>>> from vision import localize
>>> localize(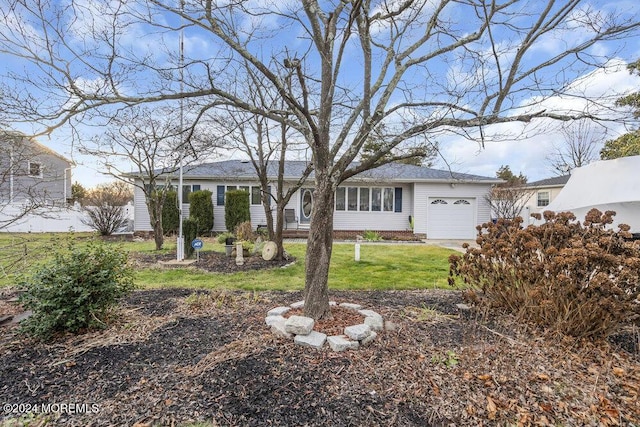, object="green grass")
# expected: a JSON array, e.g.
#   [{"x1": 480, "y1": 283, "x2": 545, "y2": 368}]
[{"x1": 0, "y1": 233, "x2": 459, "y2": 291}]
